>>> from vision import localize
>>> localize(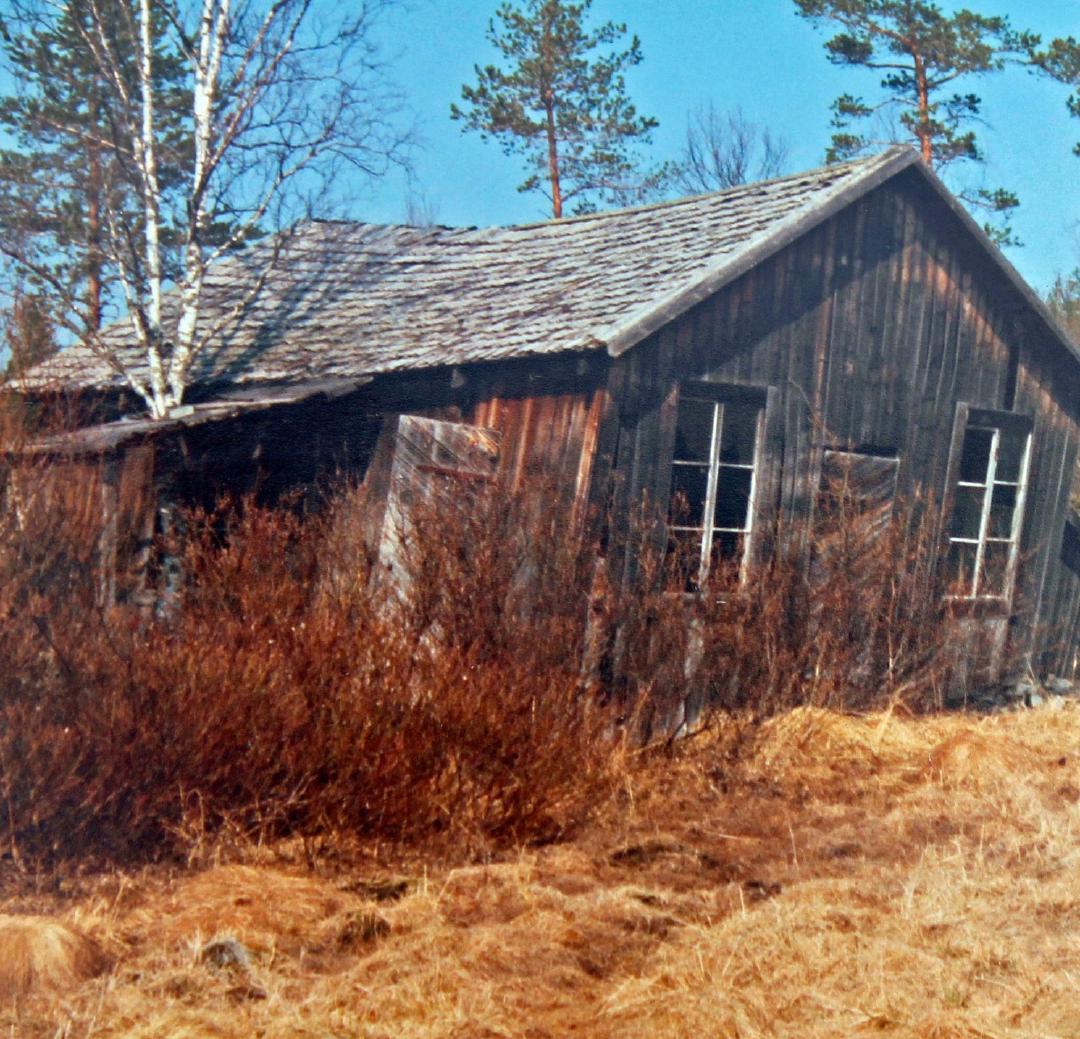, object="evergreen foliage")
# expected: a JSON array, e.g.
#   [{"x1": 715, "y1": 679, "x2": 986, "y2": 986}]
[
  {"x1": 1046, "y1": 268, "x2": 1080, "y2": 343},
  {"x1": 794, "y1": 0, "x2": 1022, "y2": 245},
  {"x1": 1, "y1": 292, "x2": 55, "y2": 380},
  {"x1": 1024, "y1": 34, "x2": 1080, "y2": 156},
  {"x1": 0, "y1": 0, "x2": 189, "y2": 336},
  {"x1": 452, "y1": 0, "x2": 666, "y2": 218},
  {"x1": 0, "y1": 0, "x2": 404, "y2": 418}
]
